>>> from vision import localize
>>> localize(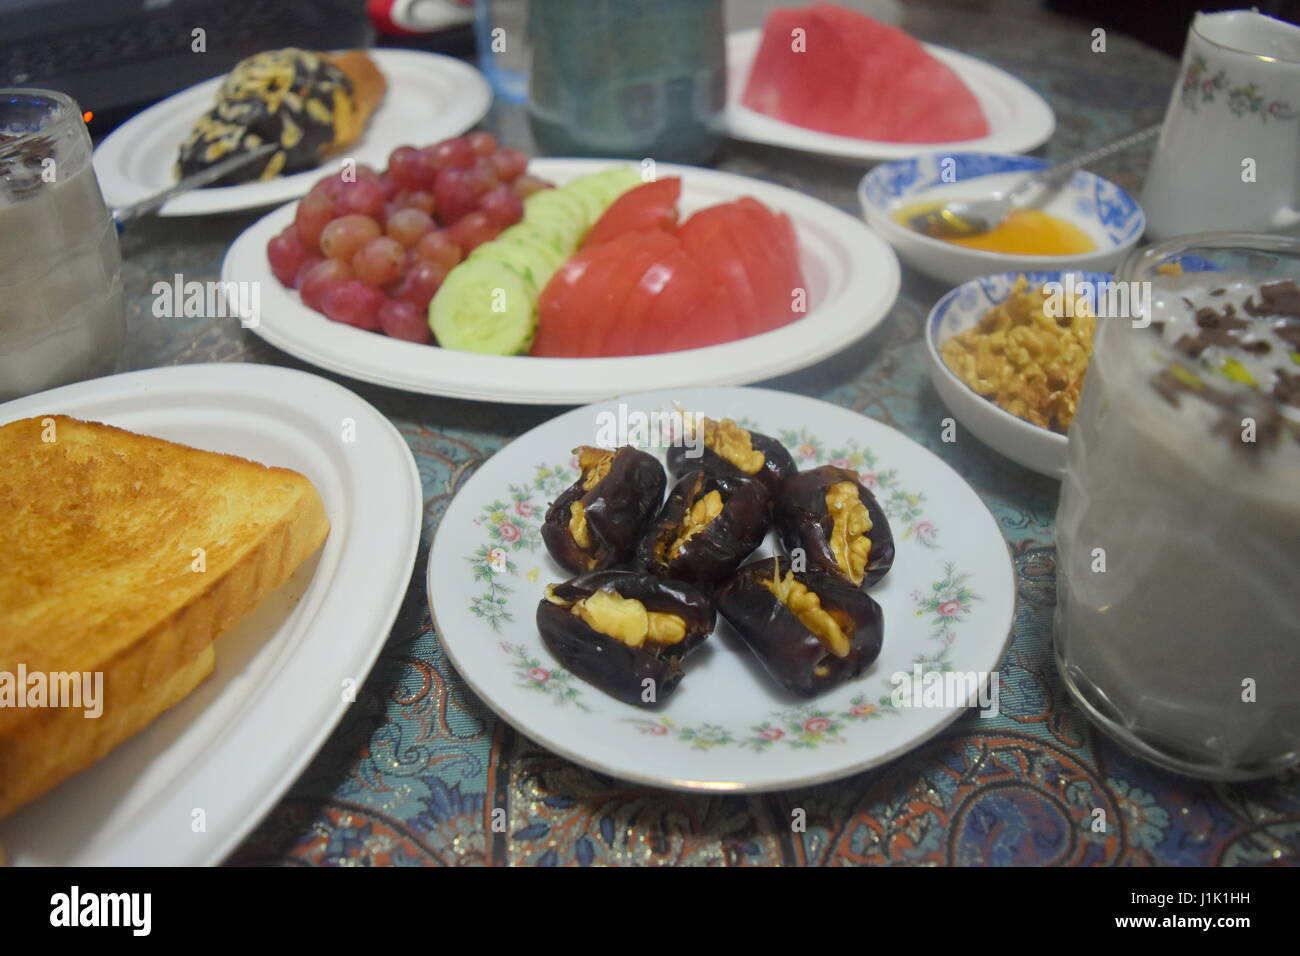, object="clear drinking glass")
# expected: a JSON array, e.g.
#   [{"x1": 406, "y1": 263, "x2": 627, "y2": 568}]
[
  {"x1": 0, "y1": 89, "x2": 124, "y2": 401},
  {"x1": 527, "y1": 0, "x2": 725, "y2": 164},
  {"x1": 1054, "y1": 233, "x2": 1300, "y2": 780}
]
